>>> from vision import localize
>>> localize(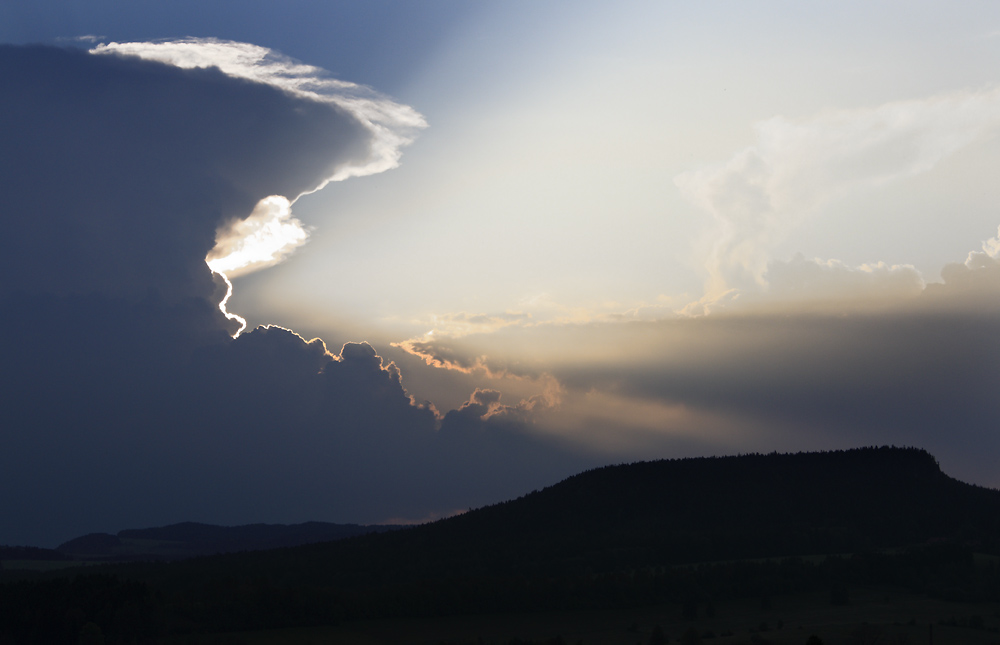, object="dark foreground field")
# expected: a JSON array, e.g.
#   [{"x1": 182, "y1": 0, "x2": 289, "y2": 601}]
[{"x1": 160, "y1": 586, "x2": 1000, "y2": 645}]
